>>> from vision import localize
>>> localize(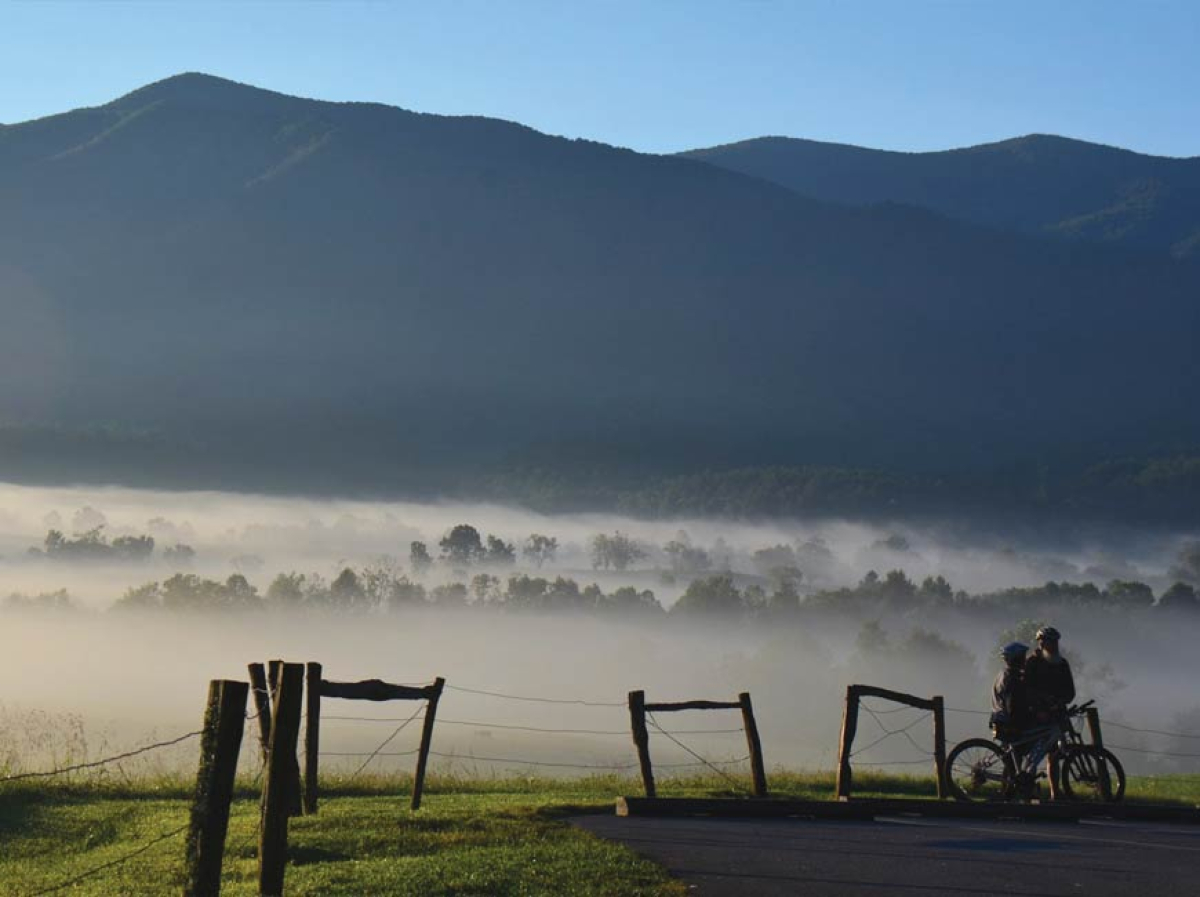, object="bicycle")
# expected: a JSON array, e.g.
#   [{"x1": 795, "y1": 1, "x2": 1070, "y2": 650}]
[{"x1": 945, "y1": 700, "x2": 1125, "y2": 803}]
